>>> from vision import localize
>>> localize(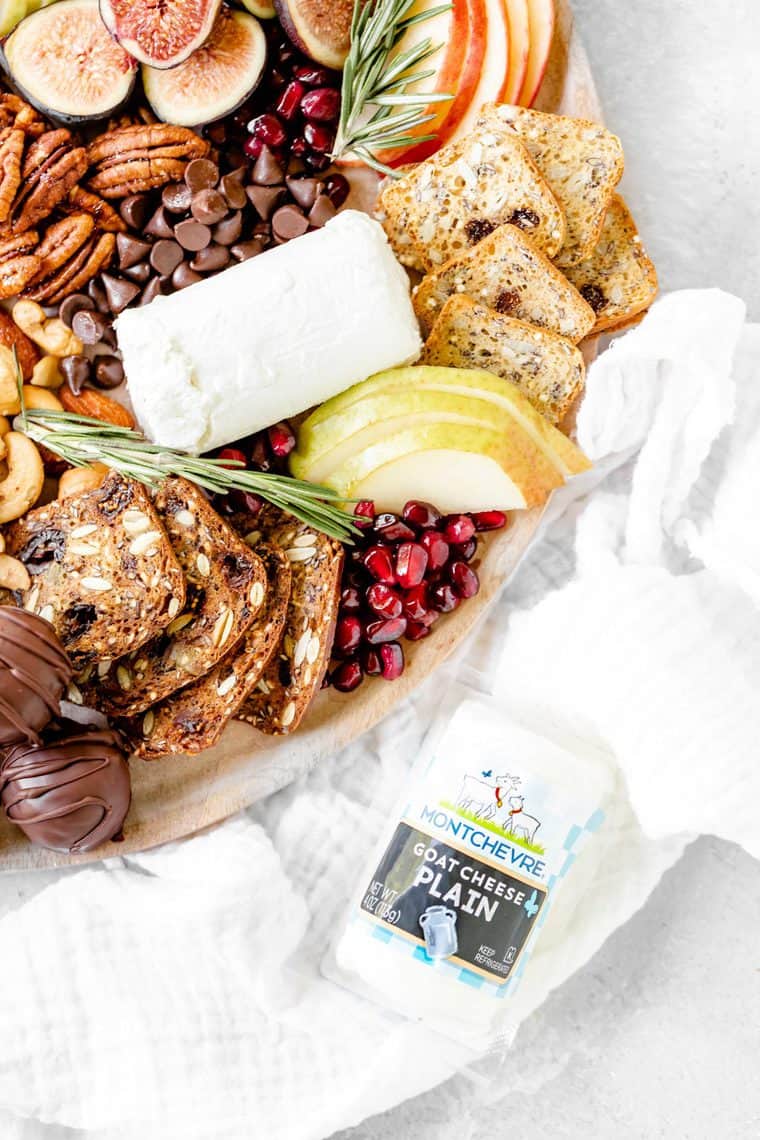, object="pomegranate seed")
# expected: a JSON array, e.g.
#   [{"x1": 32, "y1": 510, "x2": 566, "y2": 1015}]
[
  {"x1": 249, "y1": 113, "x2": 288, "y2": 149},
  {"x1": 405, "y1": 619, "x2": 432, "y2": 641},
  {"x1": 449, "y1": 560, "x2": 480, "y2": 599},
  {"x1": 380, "y1": 642, "x2": 404, "y2": 680},
  {"x1": 267, "y1": 421, "x2": 295, "y2": 457},
  {"x1": 442, "y1": 514, "x2": 476, "y2": 544},
  {"x1": 217, "y1": 447, "x2": 247, "y2": 468},
  {"x1": 395, "y1": 542, "x2": 428, "y2": 589},
  {"x1": 249, "y1": 435, "x2": 271, "y2": 470},
  {"x1": 365, "y1": 616, "x2": 407, "y2": 645},
  {"x1": 374, "y1": 513, "x2": 416, "y2": 542},
  {"x1": 402, "y1": 582, "x2": 430, "y2": 621},
  {"x1": 324, "y1": 173, "x2": 350, "y2": 208},
  {"x1": 363, "y1": 545, "x2": 396, "y2": 583},
  {"x1": 354, "y1": 499, "x2": 376, "y2": 525},
  {"x1": 334, "y1": 614, "x2": 362, "y2": 656},
  {"x1": 431, "y1": 582, "x2": 459, "y2": 613},
  {"x1": 293, "y1": 64, "x2": 335, "y2": 86},
  {"x1": 472, "y1": 510, "x2": 508, "y2": 531},
  {"x1": 304, "y1": 150, "x2": 331, "y2": 172},
  {"x1": 290, "y1": 136, "x2": 309, "y2": 158},
  {"x1": 332, "y1": 659, "x2": 363, "y2": 692},
  {"x1": 367, "y1": 582, "x2": 403, "y2": 619},
  {"x1": 362, "y1": 646, "x2": 382, "y2": 675},
  {"x1": 243, "y1": 136, "x2": 263, "y2": 160},
  {"x1": 402, "y1": 500, "x2": 441, "y2": 529},
  {"x1": 301, "y1": 87, "x2": 341, "y2": 122},
  {"x1": 231, "y1": 490, "x2": 262, "y2": 514},
  {"x1": 340, "y1": 586, "x2": 362, "y2": 612},
  {"x1": 303, "y1": 122, "x2": 335, "y2": 152},
  {"x1": 419, "y1": 530, "x2": 449, "y2": 571},
  {"x1": 457, "y1": 537, "x2": 478, "y2": 562},
  {"x1": 276, "y1": 80, "x2": 306, "y2": 121}
]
